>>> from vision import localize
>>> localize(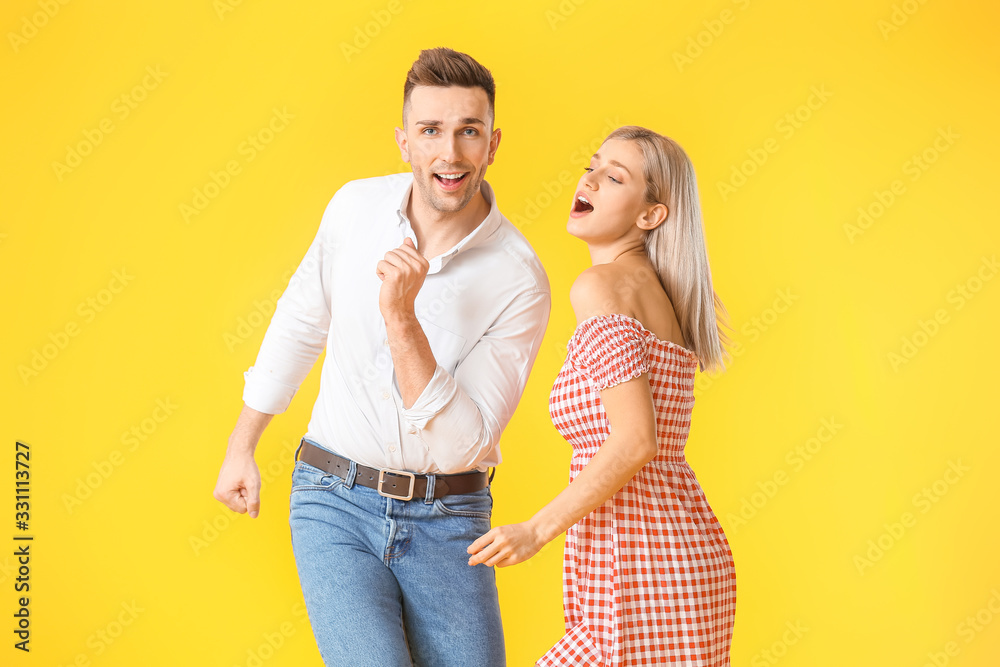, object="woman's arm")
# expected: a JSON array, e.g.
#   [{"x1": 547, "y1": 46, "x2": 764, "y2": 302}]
[{"x1": 467, "y1": 372, "x2": 659, "y2": 567}]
